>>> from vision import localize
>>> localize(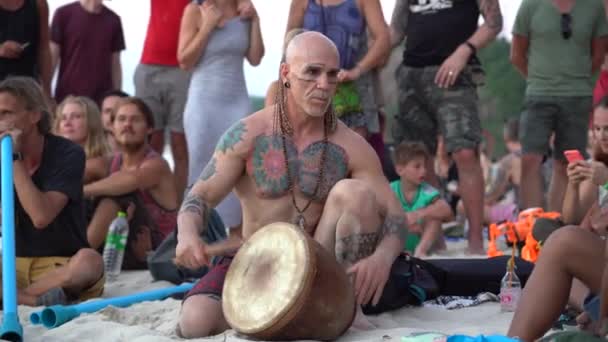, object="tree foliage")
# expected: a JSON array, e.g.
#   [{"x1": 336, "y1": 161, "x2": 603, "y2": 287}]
[{"x1": 477, "y1": 38, "x2": 526, "y2": 157}]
